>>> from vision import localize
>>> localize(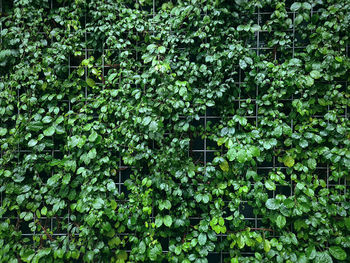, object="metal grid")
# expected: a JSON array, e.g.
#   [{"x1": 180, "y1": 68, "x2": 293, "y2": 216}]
[{"x1": 0, "y1": 0, "x2": 349, "y2": 262}]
